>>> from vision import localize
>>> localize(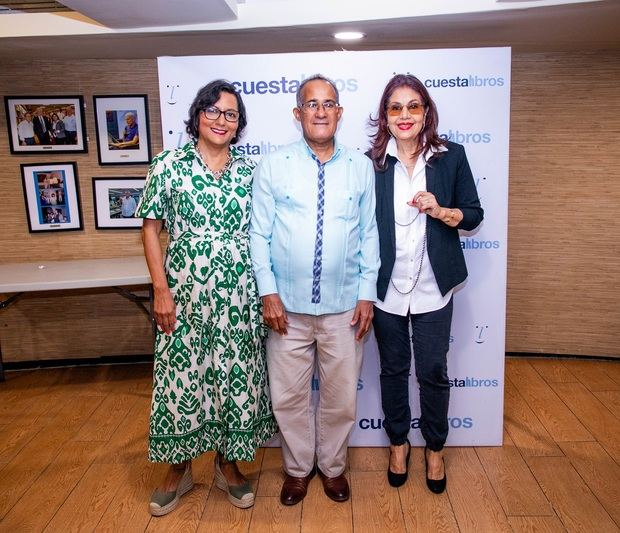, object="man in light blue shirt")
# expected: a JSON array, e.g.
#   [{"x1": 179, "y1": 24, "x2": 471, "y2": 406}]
[{"x1": 250, "y1": 74, "x2": 379, "y2": 506}]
